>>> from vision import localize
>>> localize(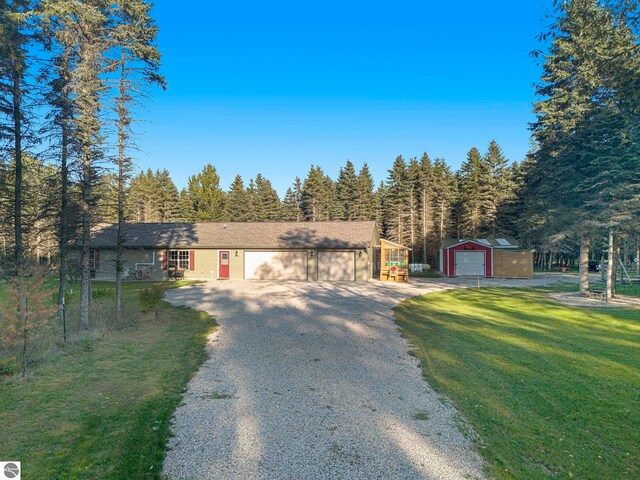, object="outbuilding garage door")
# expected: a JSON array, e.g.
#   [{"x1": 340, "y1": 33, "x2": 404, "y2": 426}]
[
  {"x1": 318, "y1": 251, "x2": 356, "y2": 281},
  {"x1": 244, "y1": 251, "x2": 308, "y2": 280},
  {"x1": 454, "y1": 251, "x2": 485, "y2": 276}
]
